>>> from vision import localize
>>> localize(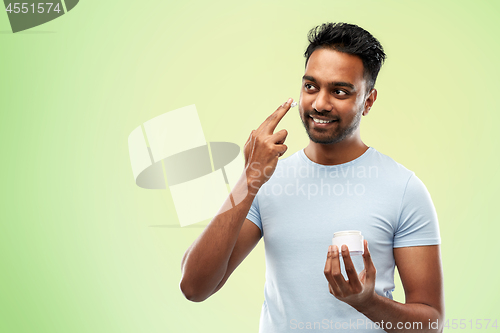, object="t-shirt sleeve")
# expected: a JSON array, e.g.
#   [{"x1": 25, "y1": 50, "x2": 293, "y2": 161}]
[
  {"x1": 394, "y1": 173, "x2": 441, "y2": 248},
  {"x1": 246, "y1": 195, "x2": 263, "y2": 236}
]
